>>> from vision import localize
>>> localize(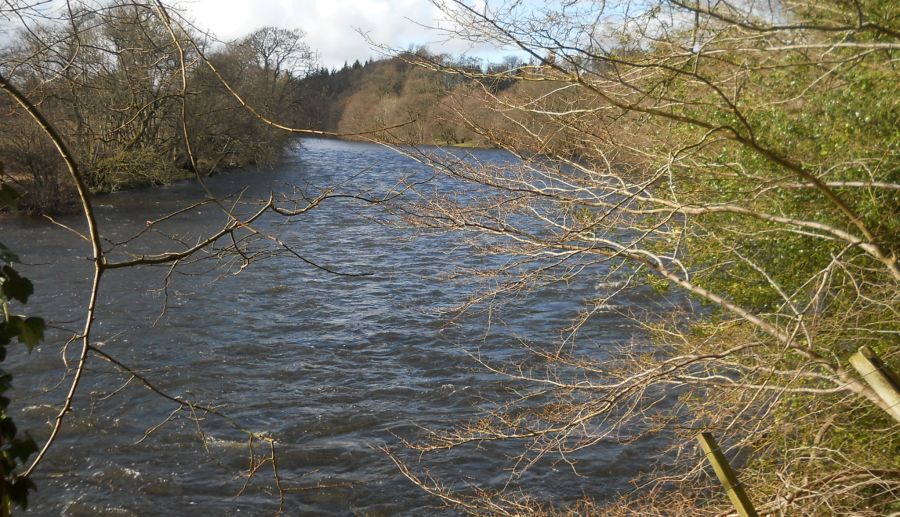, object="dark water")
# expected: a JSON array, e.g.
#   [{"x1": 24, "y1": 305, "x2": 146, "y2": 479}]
[{"x1": 2, "y1": 138, "x2": 669, "y2": 515}]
